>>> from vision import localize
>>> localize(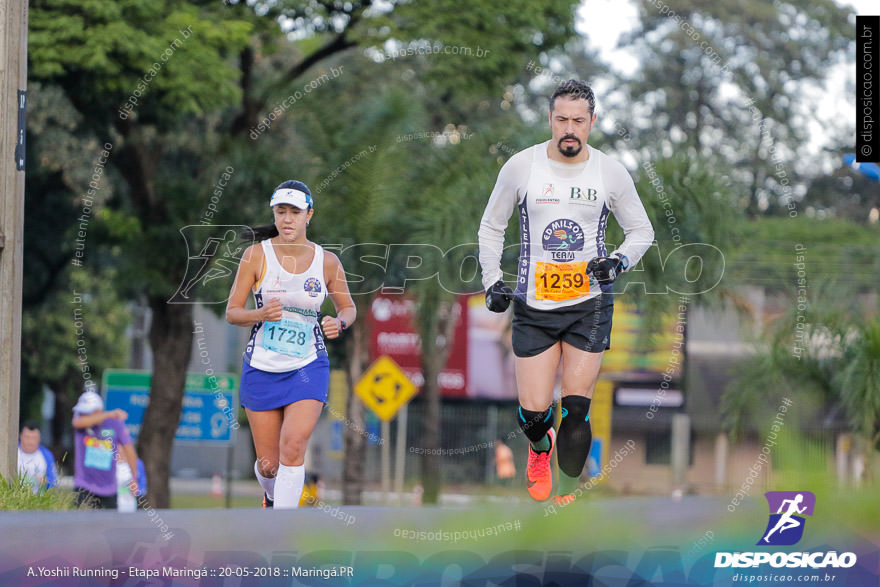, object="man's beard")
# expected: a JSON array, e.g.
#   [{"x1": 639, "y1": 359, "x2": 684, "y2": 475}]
[{"x1": 557, "y1": 135, "x2": 582, "y2": 157}]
